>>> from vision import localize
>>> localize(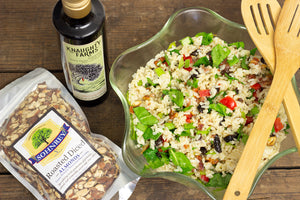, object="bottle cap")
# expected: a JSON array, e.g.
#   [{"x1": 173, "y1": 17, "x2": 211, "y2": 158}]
[{"x1": 62, "y1": 0, "x2": 91, "y2": 19}]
